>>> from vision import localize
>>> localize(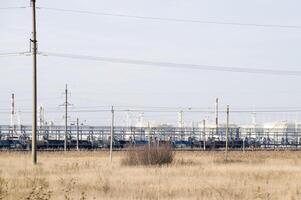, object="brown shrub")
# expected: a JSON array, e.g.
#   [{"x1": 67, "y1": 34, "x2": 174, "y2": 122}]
[{"x1": 122, "y1": 144, "x2": 174, "y2": 166}]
